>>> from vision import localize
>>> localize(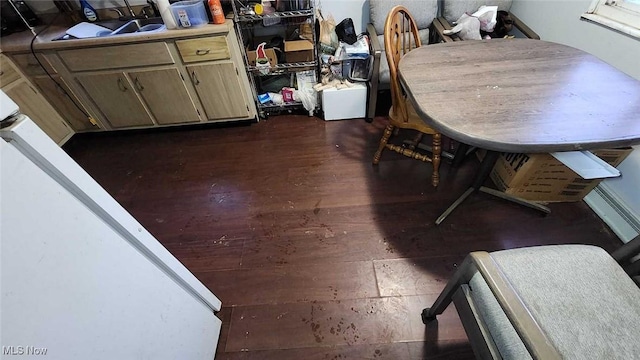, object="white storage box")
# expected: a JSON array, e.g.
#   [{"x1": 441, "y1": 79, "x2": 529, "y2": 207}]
[
  {"x1": 321, "y1": 83, "x2": 367, "y2": 121},
  {"x1": 171, "y1": 0, "x2": 208, "y2": 28}
]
